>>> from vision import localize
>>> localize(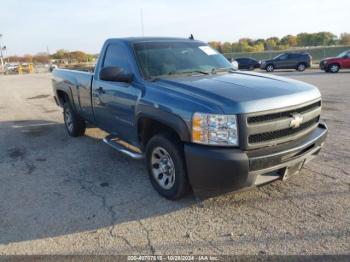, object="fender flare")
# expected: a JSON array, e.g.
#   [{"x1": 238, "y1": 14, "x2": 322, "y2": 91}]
[
  {"x1": 55, "y1": 81, "x2": 77, "y2": 111},
  {"x1": 136, "y1": 106, "x2": 191, "y2": 142}
]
